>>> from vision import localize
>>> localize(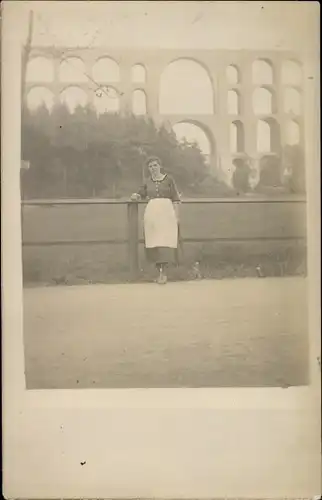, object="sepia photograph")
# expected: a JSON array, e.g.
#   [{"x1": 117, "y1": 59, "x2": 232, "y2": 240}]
[{"x1": 19, "y1": 2, "x2": 311, "y2": 391}]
